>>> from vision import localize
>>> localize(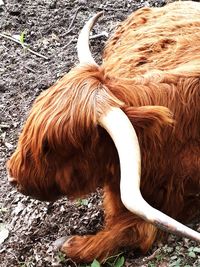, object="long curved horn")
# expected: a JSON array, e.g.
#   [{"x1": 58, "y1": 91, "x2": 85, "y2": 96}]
[
  {"x1": 77, "y1": 11, "x2": 104, "y2": 65},
  {"x1": 78, "y1": 13, "x2": 200, "y2": 242},
  {"x1": 99, "y1": 107, "x2": 200, "y2": 242}
]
